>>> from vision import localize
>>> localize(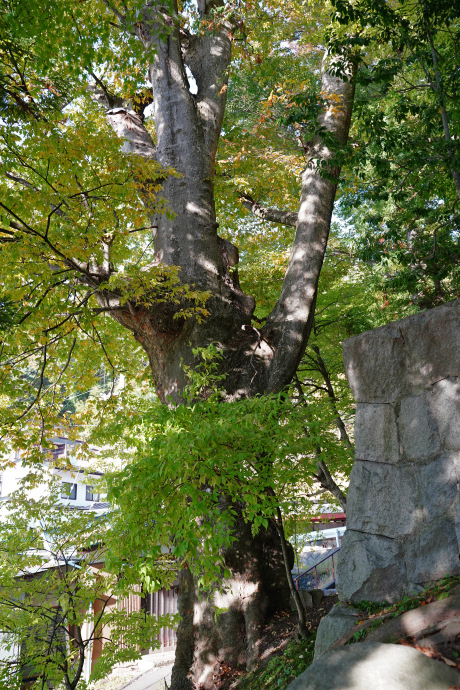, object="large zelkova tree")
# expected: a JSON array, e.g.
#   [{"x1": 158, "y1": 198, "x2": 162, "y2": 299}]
[{"x1": 0, "y1": 0, "x2": 356, "y2": 686}]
